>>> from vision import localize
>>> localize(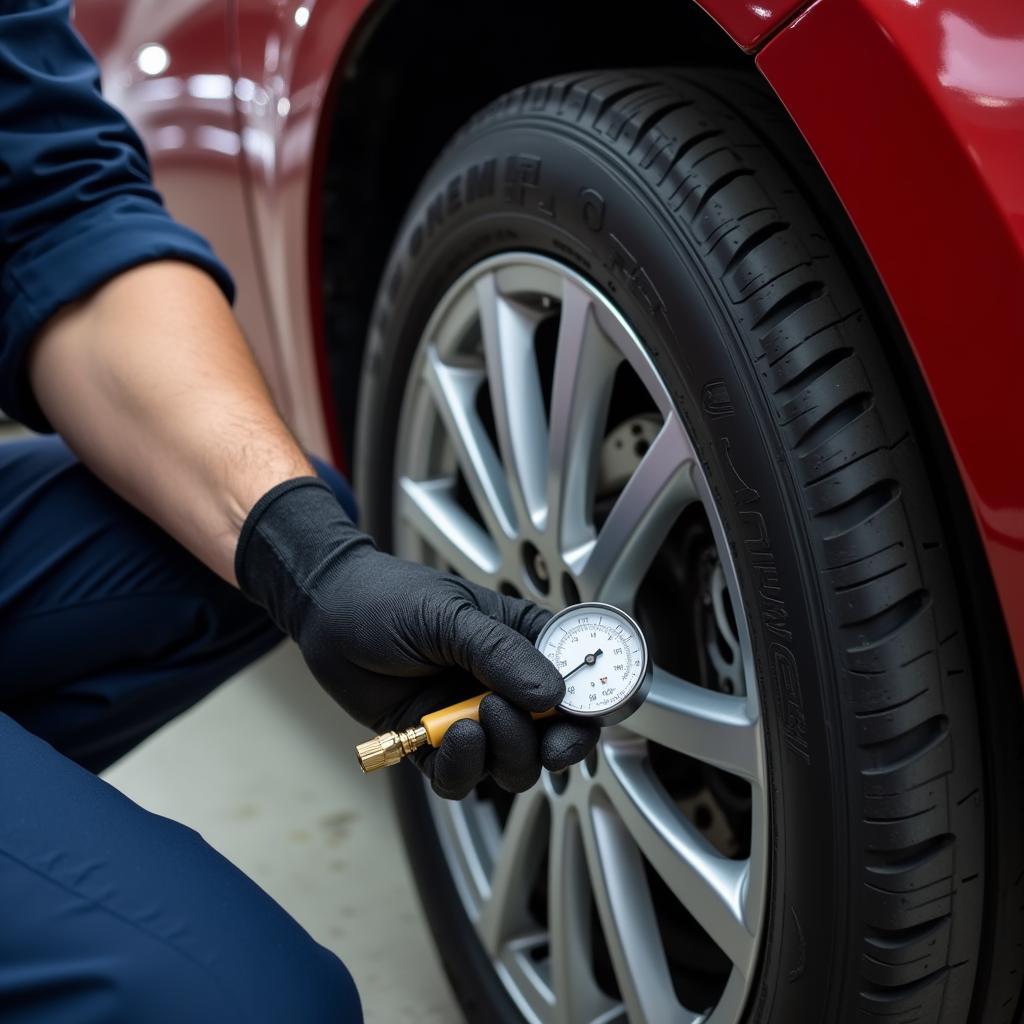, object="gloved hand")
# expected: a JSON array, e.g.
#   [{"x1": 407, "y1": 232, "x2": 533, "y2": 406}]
[{"x1": 235, "y1": 477, "x2": 599, "y2": 799}]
